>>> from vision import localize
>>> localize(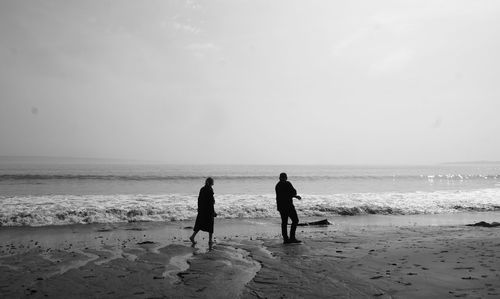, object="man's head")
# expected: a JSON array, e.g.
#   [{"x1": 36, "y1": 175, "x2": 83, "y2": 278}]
[
  {"x1": 205, "y1": 177, "x2": 214, "y2": 186},
  {"x1": 279, "y1": 173, "x2": 287, "y2": 182}
]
